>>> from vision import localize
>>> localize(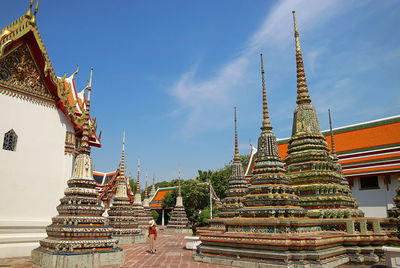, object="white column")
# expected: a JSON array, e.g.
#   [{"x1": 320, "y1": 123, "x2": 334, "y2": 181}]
[{"x1": 162, "y1": 209, "x2": 165, "y2": 225}]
